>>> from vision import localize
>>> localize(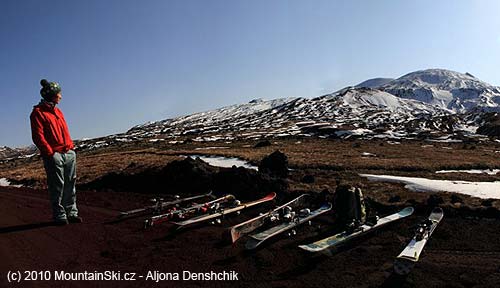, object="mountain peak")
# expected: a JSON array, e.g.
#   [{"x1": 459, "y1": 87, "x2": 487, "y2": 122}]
[
  {"x1": 378, "y1": 68, "x2": 500, "y2": 112},
  {"x1": 392, "y1": 68, "x2": 489, "y2": 89}
]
